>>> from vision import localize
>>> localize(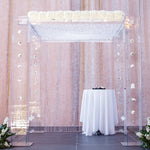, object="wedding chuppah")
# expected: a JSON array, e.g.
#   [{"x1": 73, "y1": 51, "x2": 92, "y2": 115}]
[{"x1": 0, "y1": 0, "x2": 147, "y2": 149}]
